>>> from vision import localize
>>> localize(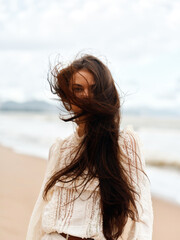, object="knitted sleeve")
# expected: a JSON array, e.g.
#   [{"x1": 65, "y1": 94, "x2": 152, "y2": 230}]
[
  {"x1": 119, "y1": 126, "x2": 154, "y2": 240},
  {"x1": 25, "y1": 138, "x2": 63, "y2": 240}
]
